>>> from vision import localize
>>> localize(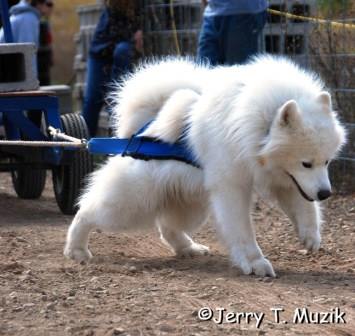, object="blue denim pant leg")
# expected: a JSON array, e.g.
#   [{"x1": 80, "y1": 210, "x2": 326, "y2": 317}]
[
  {"x1": 197, "y1": 11, "x2": 266, "y2": 66},
  {"x1": 111, "y1": 41, "x2": 133, "y2": 80},
  {"x1": 222, "y1": 11, "x2": 267, "y2": 65},
  {"x1": 197, "y1": 15, "x2": 222, "y2": 65},
  {"x1": 82, "y1": 56, "x2": 110, "y2": 137},
  {"x1": 82, "y1": 41, "x2": 133, "y2": 137}
]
